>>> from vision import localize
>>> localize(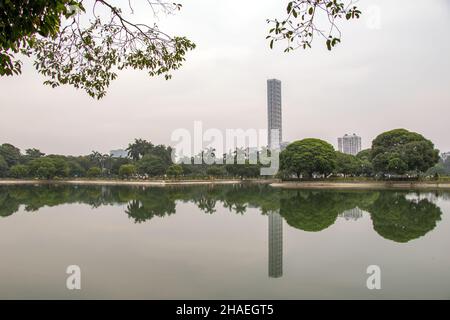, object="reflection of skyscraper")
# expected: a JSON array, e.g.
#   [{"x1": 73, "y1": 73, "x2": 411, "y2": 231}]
[
  {"x1": 267, "y1": 79, "x2": 282, "y2": 150},
  {"x1": 268, "y1": 211, "x2": 283, "y2": 278},
  {"x1": 339, "y1": 207, "x2": 364, "y2": 221}
]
